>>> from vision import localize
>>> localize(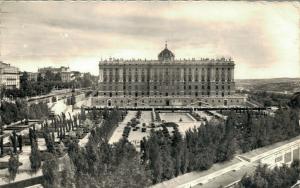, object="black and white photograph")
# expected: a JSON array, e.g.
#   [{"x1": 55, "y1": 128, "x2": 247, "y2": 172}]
[{"x1": 0, "y1": 1, "x2": 300, "y2": 188}]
